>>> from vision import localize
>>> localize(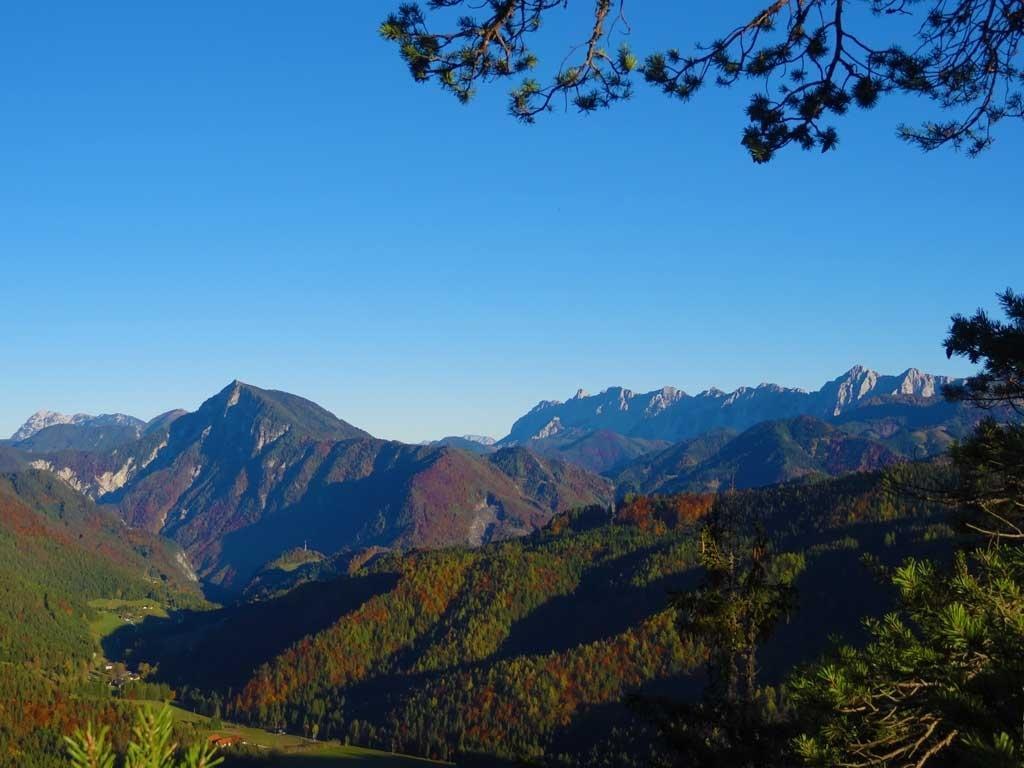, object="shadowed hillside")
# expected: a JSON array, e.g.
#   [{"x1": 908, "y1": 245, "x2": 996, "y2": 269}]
[{"x1": 114, "y1": 466, "x2": 956, "y2": 765}]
